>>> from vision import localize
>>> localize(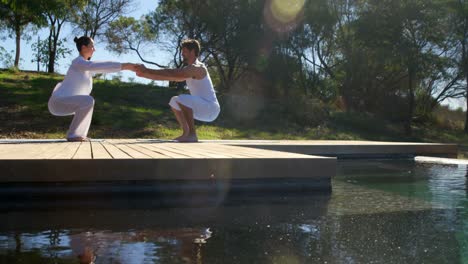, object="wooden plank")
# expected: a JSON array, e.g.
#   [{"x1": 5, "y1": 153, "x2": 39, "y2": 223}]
[
  {"x1": 217, "y1": 144, "x2": 320, "y2": 158},
  {"x1": 0, "y1": 144, "x2": 24, "y2": 155},
  {"x1": 148, "y1": 143, "x2": 204, "y2": 158},
  {"x1": 5, "y1": 141, "x2": 71, "y2": 160},
  {"x1": 196, "y1": 144, "x2": 276, "y2": 158},
  {"x1": 0, "y1": 143, "x2": 54, "y2": 159},
  {"x1": 216, "y1": 140, "x2": 458, "y2": 158},
  {"x1": 73, "y1": 142, "x2": 92, "y2": 159},
  {"x1": 157, "y1": 143, "x2": 212, "y2": 158},
  {"x1": 91, "y1": 142, "x2": 112, "y2": 159},
  {"x1": 191, "y1": 144, "x2": 260, "y2": 158},
  {"x1": 159, "y1": 144, "x2": 214, "y2": 158},
  {"x1": 172, "y1": 145, "x2": 234, "y2": 159},
  {"x1": 49, "y1": 142, "x2": 81, "y2": 159},
  {"x1": 0, "y1": 155, "x2": 334, "y2": 182},
  {"x1": 38, "y1": 143, "x2": 72, "y2": 159},
  {"x1": 166, "y1": 143, "x2": 235, "y2": 158},
  {"x1": 101, "y1": 141, "x2": 132, "y2": 159},
  {"x1": 110, "y1": 140, "x2": 151, "y2": 159},
  {"x1": 141, "y1": 143, "x2": 196, "y2": 158},
  {"x1": 124, "y1": 143, "x2": 171, "y2": 159},
  {"x1": 207, "y1": 144, "x2": 276, "y2": 157},
  {"x1": 169, "y1": 143, "x2": 302, "y2": 159}
]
